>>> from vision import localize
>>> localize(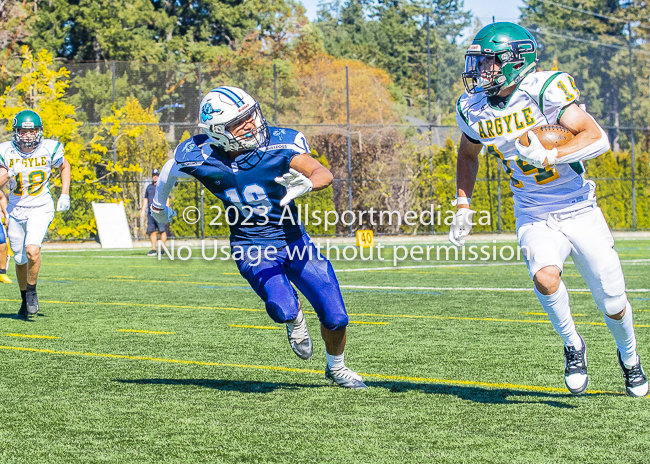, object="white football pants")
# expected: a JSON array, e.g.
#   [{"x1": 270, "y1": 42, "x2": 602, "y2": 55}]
[
  {"x1": 7, "y1": 204, "x2": 55, "y2": 265},
  {"x1": 517, "y1": 204, "x2": 627, "y2": 315}
]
